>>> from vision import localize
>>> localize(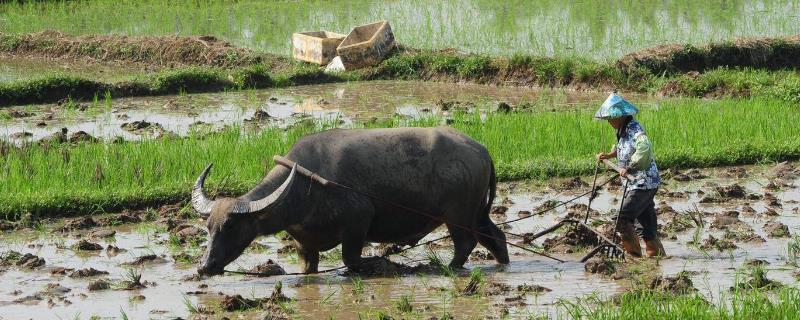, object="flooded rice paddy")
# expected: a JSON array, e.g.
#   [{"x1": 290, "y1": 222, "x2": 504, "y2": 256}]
[
  {"x1": 2, "y1": 0, "x2": 800, "y2": 59},
  {"x1": 1, "y1": 81, "x2": 624, "y2": 143},
  {"x1": 0, "y1": 163, "x2": 797, "y2": 319}
]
